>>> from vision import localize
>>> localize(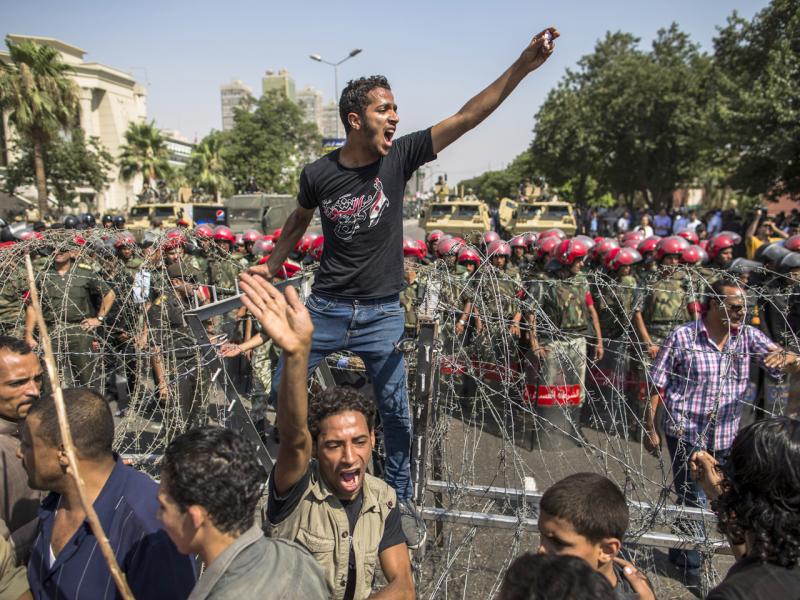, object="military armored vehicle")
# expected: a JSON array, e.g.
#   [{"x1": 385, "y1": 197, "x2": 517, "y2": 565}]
[
  {"x1": 225, "y1": 193, "x2": 295, "y2": 233},
  {"x1": 127, "y1": 202, "x2": 228, "y2": 239},
  {"x1": 499, "y1": 197, "x2": 577, "y2": 237},
  {"x1": 418, "y1": 199, "x2": 492, "y2": 237}
]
